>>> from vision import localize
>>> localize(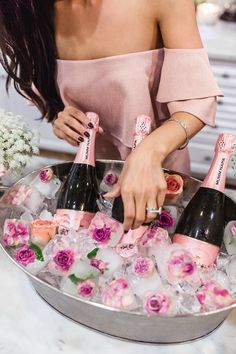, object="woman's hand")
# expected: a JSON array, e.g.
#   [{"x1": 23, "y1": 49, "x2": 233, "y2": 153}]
[
  {"x1": 52, "y1": 106, "x2": 103, "y2": 146},
  {"x1": 105, "y1": 137, "x2": 167, "y2": 231}
]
